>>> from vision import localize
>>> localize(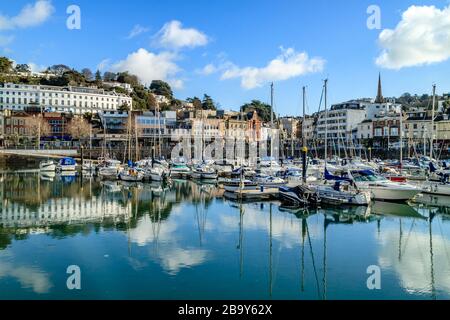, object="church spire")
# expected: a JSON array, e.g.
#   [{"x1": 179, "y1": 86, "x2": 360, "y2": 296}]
[{"x1": 375, "y1": 72, "x2": 384, "y2": 103}]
